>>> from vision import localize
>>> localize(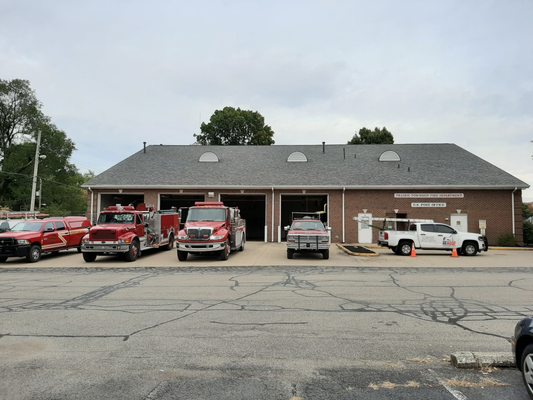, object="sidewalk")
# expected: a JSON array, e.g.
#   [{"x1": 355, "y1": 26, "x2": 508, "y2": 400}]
[{"x1": 0, "y1": 242, "x2": 532, "y2": 269}]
